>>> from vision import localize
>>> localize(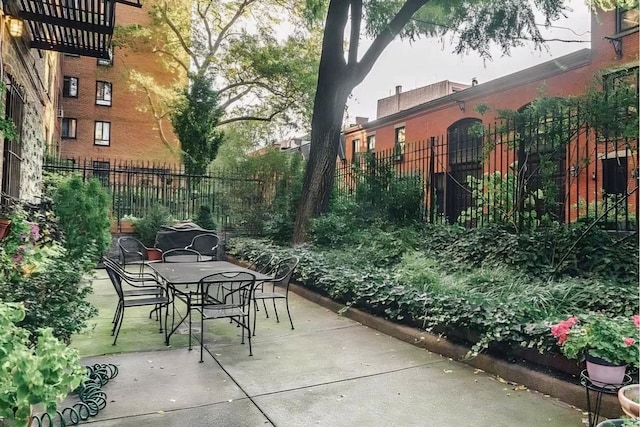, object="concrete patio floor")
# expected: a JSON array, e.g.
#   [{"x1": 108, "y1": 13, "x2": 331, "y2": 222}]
[{"x1": 66, "y1": 269, "x2": 587, "y2": 426}]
